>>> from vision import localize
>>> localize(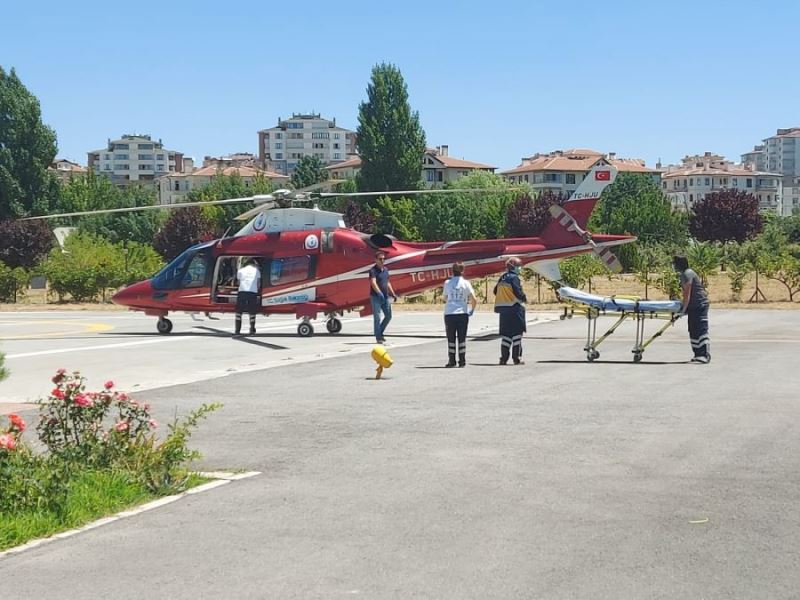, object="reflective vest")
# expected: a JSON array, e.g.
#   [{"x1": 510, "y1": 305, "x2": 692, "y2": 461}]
[{"x1": 494, "y1": 272, "x2": 524, "y2": 310}]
